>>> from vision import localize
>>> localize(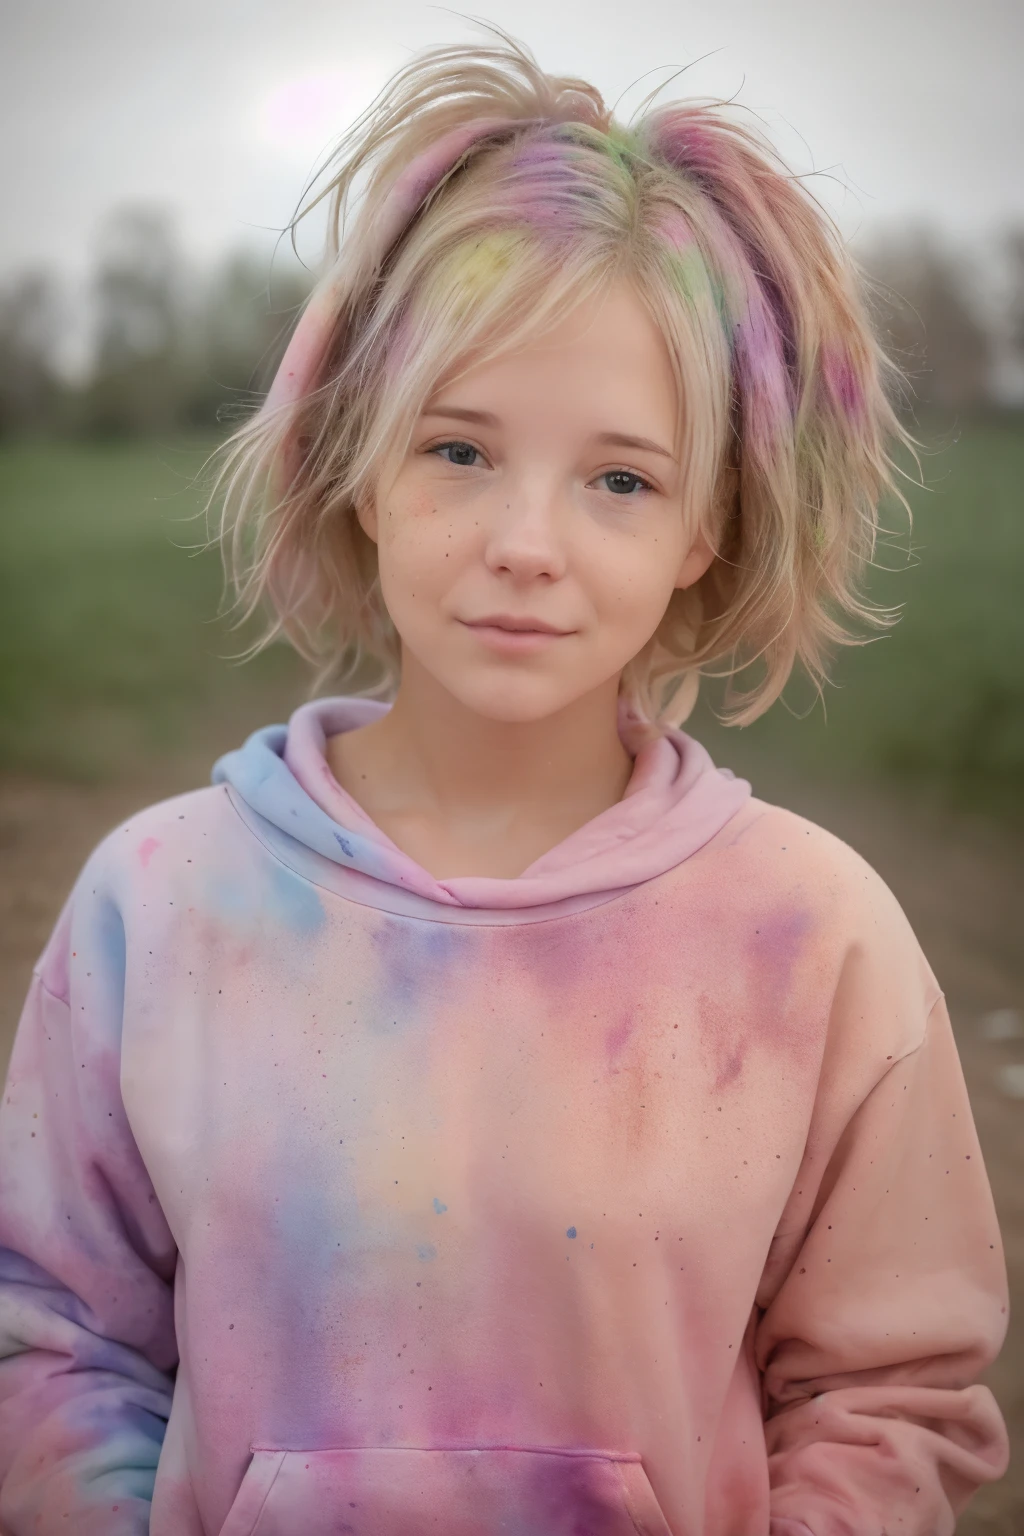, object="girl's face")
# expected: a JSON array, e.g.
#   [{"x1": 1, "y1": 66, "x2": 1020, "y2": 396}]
[{"x1": 357, "y1": 277, "x2": 715, "y2": 724}]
